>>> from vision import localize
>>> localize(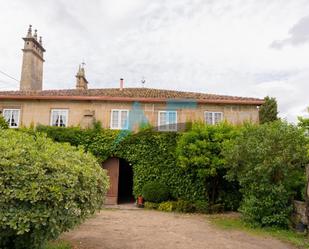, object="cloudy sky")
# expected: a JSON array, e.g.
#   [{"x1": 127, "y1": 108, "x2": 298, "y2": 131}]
[{"x1": 0, "y1": 0, "x2": 308, "y2": 122}]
